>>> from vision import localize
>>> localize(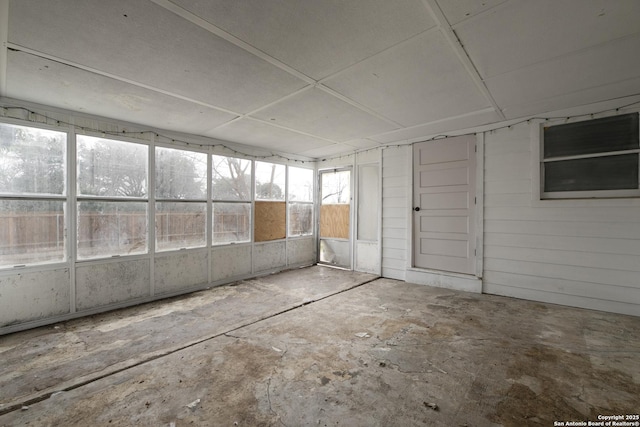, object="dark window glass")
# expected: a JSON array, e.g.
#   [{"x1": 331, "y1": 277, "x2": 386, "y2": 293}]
[
  {"x1": 544, "y1": 154, "x2": 639, "y2": 193},
  {"x1": 544, "y1": 113, "x2": 639, "y2": 158}
]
